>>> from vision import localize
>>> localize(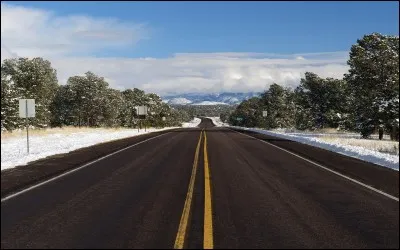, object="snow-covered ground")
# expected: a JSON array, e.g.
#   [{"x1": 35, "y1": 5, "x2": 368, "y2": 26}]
[
  {"x1": 206, "y1": 117, "x2": 229, "y2": 127},
  {"x1": 181, "y1": 117, "x2": 202, "y2": 128},
  {"x1": 230, "y1": 126, "x2": 399, "y2": 171},
  {"x1": 1, "y1": 117, "x2": 201, "y2": 171},
  {"x1": 1, "y1": 127, "x2": 178, "y2": 171}
]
